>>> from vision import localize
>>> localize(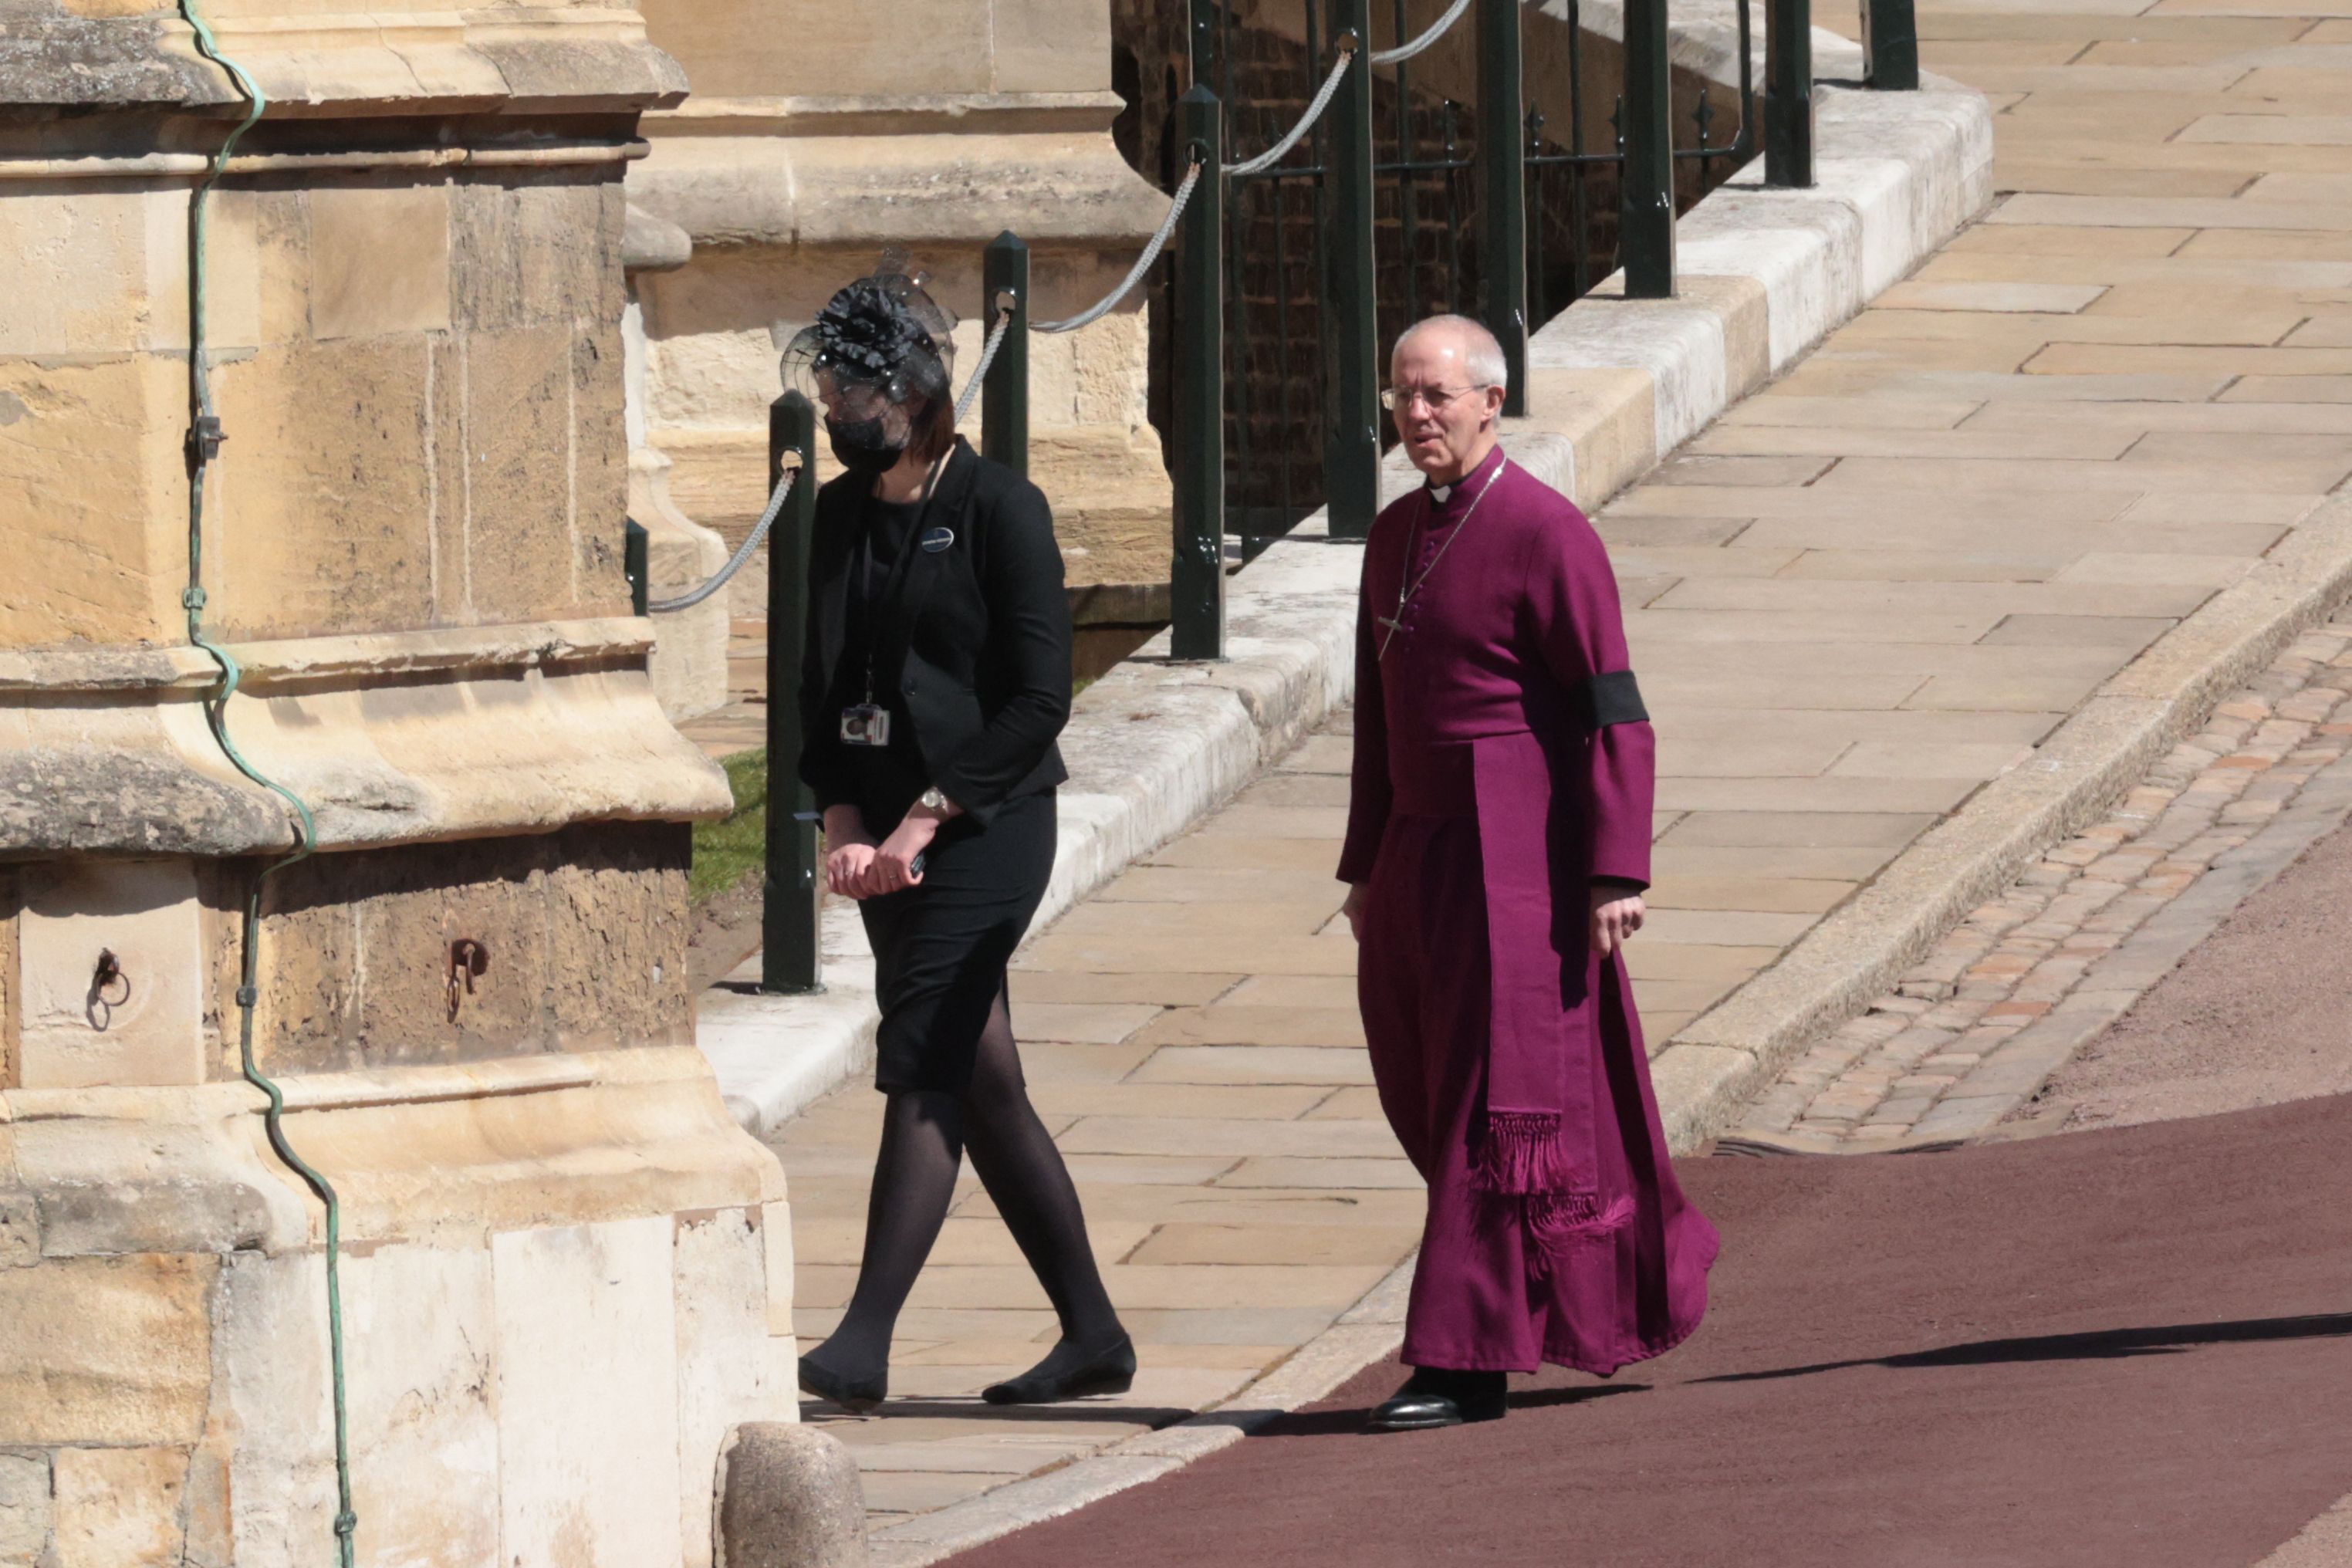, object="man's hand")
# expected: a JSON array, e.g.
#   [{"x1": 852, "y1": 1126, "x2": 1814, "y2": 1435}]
[
  {"x1": 822, "y1": 806, "x2": 879, "y2": 899},
  {"x1": 1590, "y1": 886, "x2": 1646, "y2": 957},
  {"x1": 1341, "y1": 882, "x2": 1370, "y2": 943}
]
